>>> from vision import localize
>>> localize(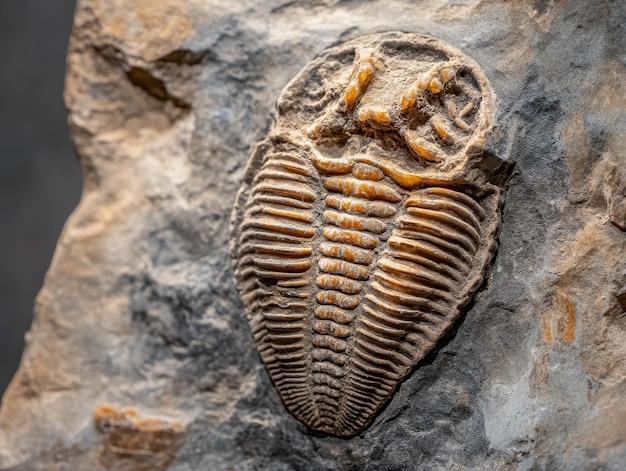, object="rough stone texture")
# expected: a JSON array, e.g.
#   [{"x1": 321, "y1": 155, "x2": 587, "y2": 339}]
[{"x1": 0, "y1": 0, "x2": 624, "y2": 470}]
